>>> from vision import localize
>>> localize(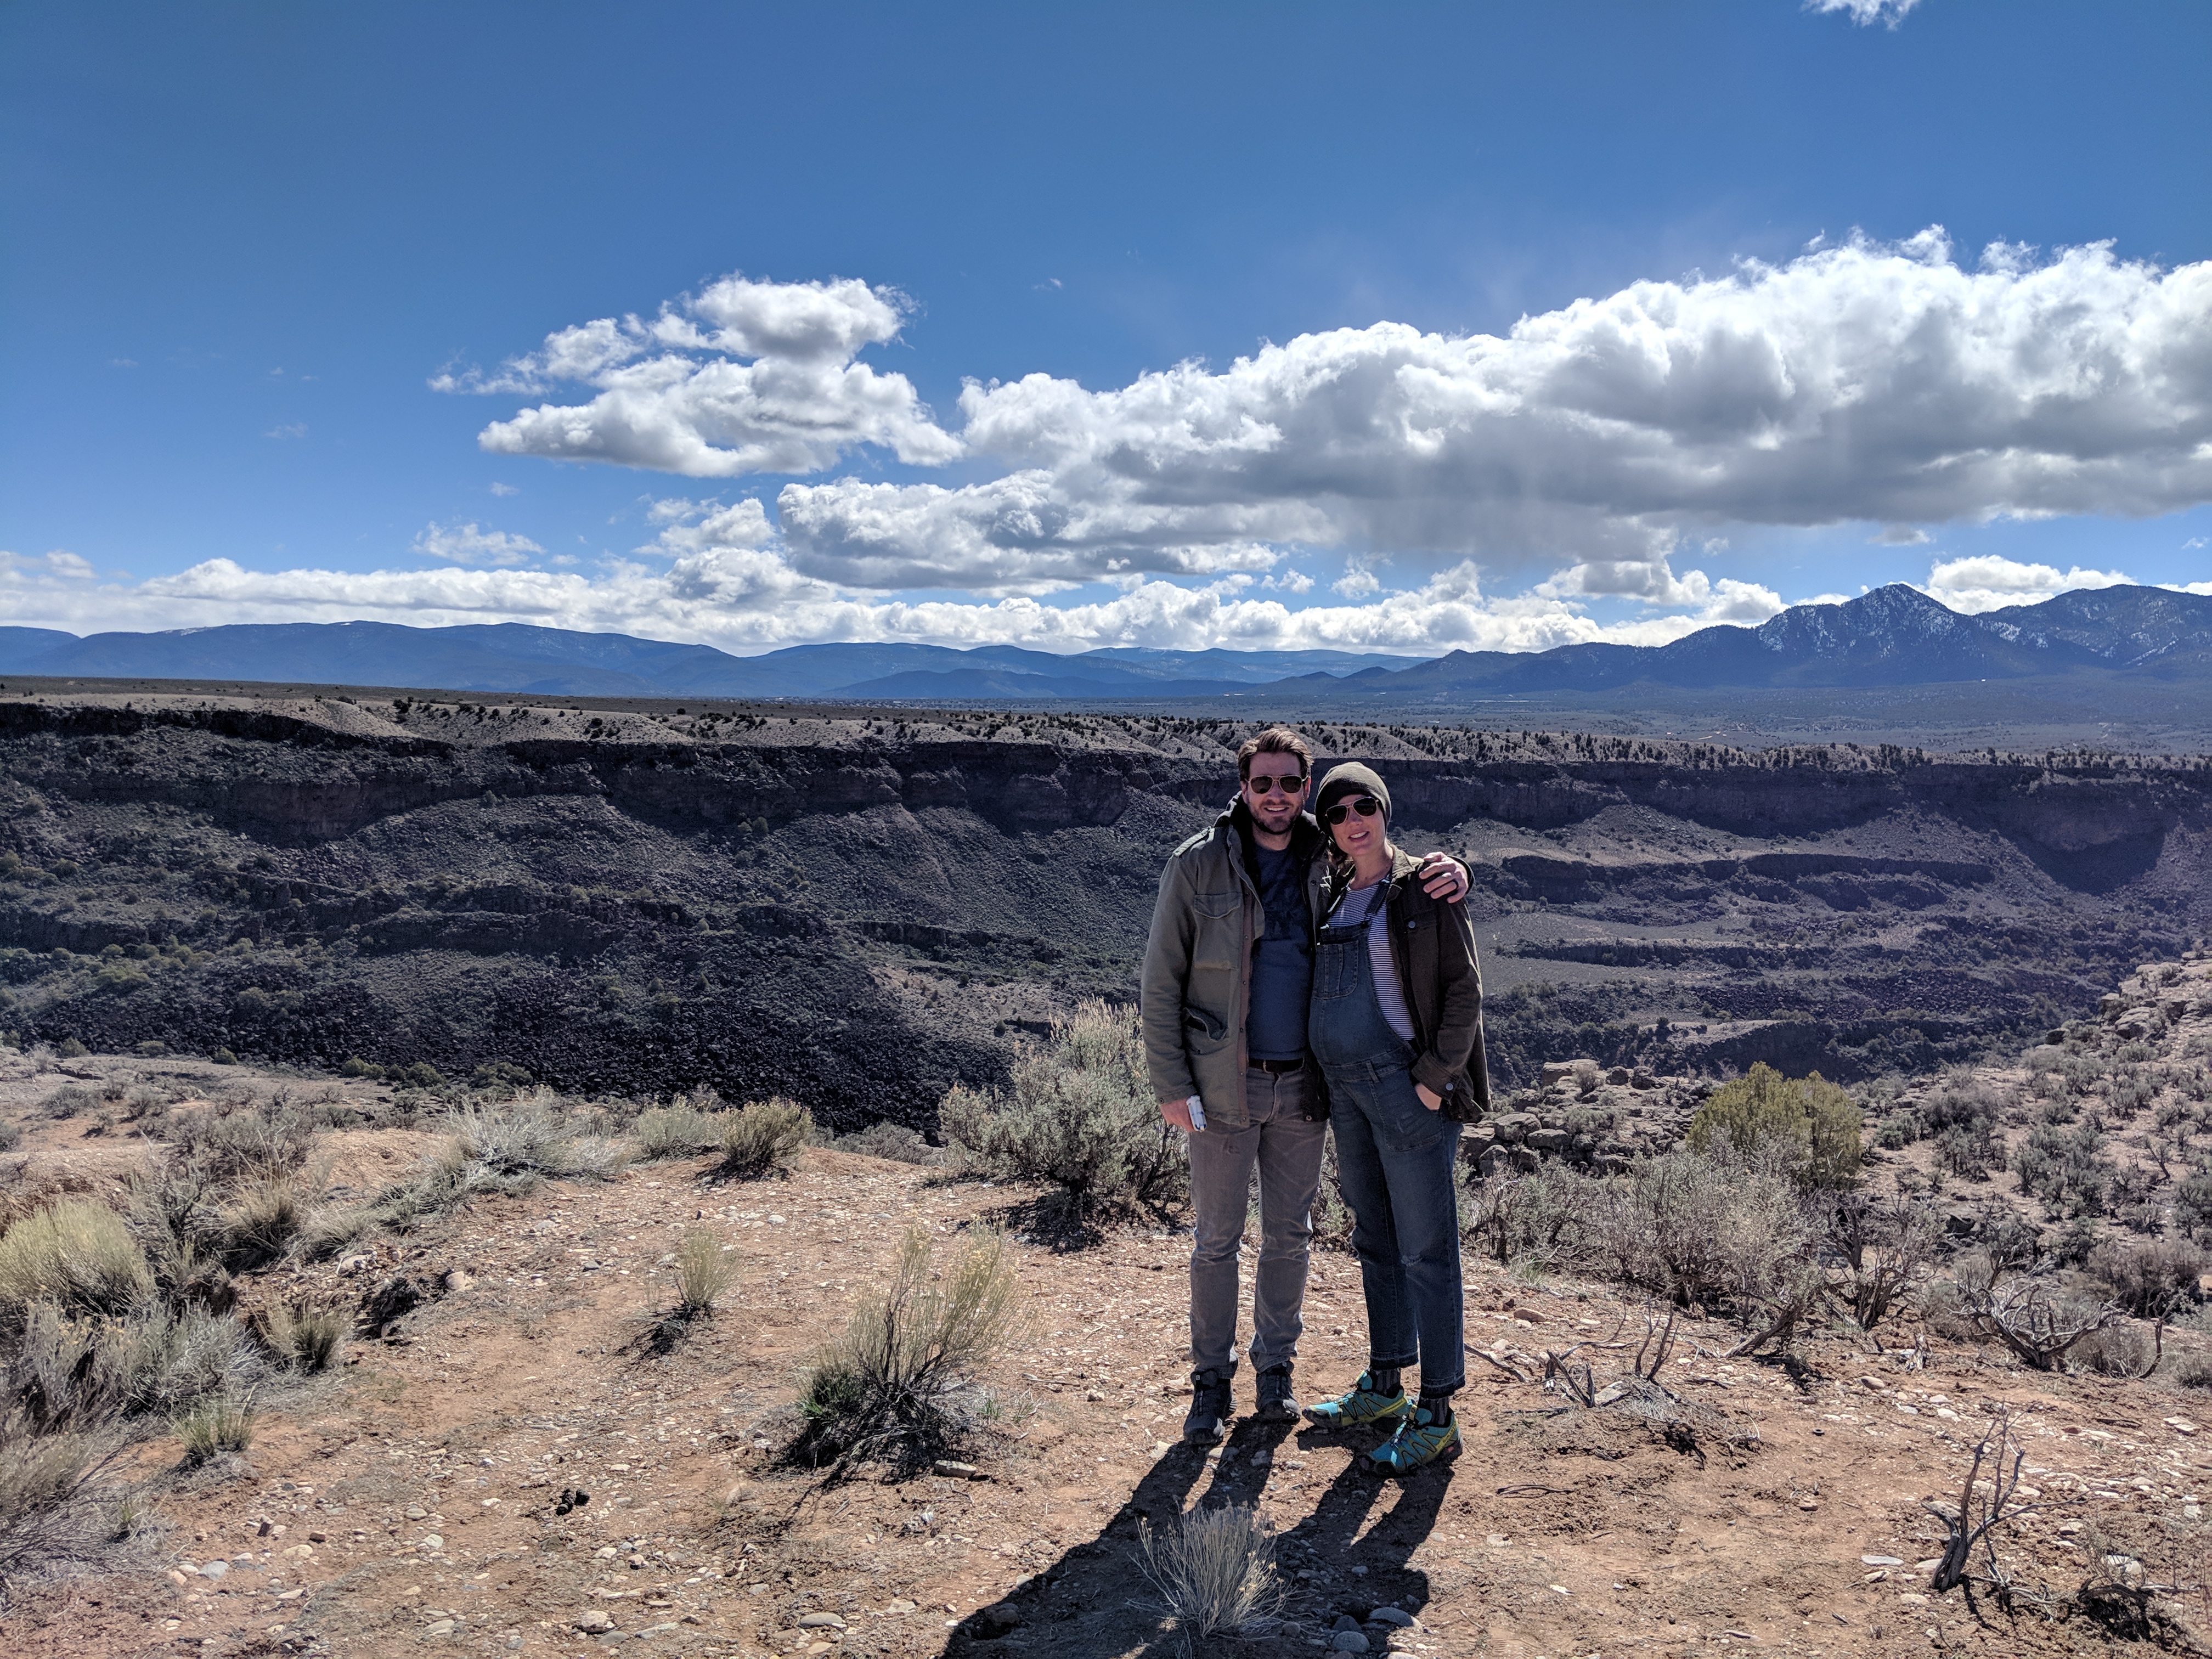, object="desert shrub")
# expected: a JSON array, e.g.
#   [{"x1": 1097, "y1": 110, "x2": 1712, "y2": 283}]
[
  {"x1": 2086, "y1": 1238, "x2": 2208, "y2": 1318},
  {"x1": 2175, "y1": 1354, "x2": 2212, "y2": 1391},
  {"x1": 218, "y1": 1177, "x2": 307, "y2": 1270},
  {"x1": 2012, "y1": 1121, "x2": 2115, "y2": 1218},
  {"x1": 0, "y1": 1202, "x2": 153, "y2": 1327},
  {"x1": 376, "y1": 1093, "x2": 625, "y2": 1229},
  {"x1": 0, "y1": 1122, "x2": 17, "y2": 1155},
  {"x1": 672, "y1": 1227, "x2": 738, "y2": 1318},
  {"x1": 159, "y1": 1094, "x2": 313, "y2": 1183},
  {"x1": 1139, "y1": 1502, "x2": 1283, "y2": 1655},
  {"x1": 1950, "y1": 1266, "x2": 2123, "y2": 1371},
  {"x1": 940, "y1": 1001, "x2": 1186, "y2": 1214},
  {"x1": 1688, "y1": 1063, "x2": 1861, "y2": 1189},
  {"x1": 833, "y1": 1121, "x2": 948, "y2": 1166},
  {"x1": 46, "y1": 1083, "x2": 99, "y2": 1119},
  {"x1": 1464, "y1": 1162, "x2": 1603, "y2": 1270},
  {"x1": 793, "y1": 1223, "x2": 1023, "y2": 1476},
  {"x1": 337, "y1": 1056, "x2": 381, "y2": 1079},
  {"x1": 9, "y1": 1303, "x2": 258, "y2": 1427},
  {"x1": 258, "y1": 1304, "x2": 343, "y2": 1373},
  {"x1": 0, "y1": 1411, "x2": 130, "y2": 1582},
  {"x1": 1936, "y1": 1122, "x2": 1997, "y2": 1182},
  {"x1": 175, "y1": 1393, "x2": 255, "y2": 1463},
  {"x1": 2073, "y1": 1322, "x2": 2154, "y2": 1378},
  {"x1": 1825, "y1": 1194, "x2": 1943, "y2": 1336},
  {"x1": 718, "y1": 1099, "x2": 811, "y2": 1179},
  {"x1": 1592, "y1": 1148, "x2": 1815, "y2": 1310},
  {"x1": 55, "y1": 1038, "x2": 87, "y2": 1058},
  {"x1": 635, "y1": 1097, "x2": 729, "y2": 1160},
  {"x1": 394, "y1": 1062, "x2": 444, "y2": 1090}
]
